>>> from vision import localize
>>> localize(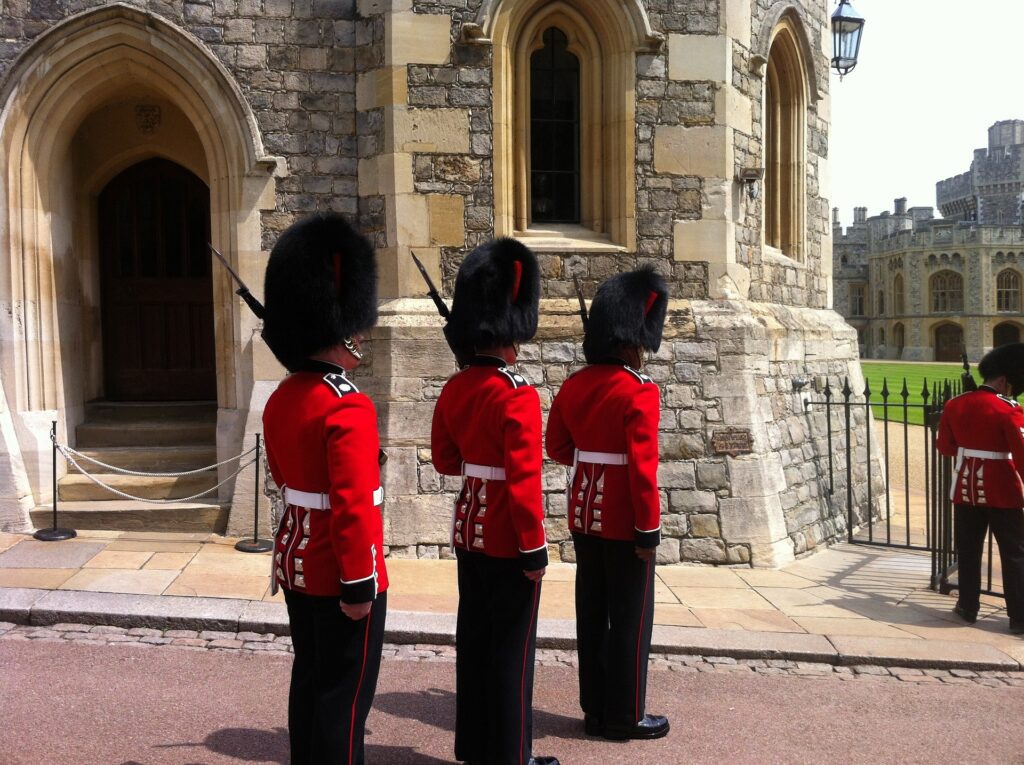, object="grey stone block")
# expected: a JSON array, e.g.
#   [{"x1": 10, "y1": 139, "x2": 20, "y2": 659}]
[
  {"x1": 652, "y1": 625, "x2": 838, "y2": 663},
  {"x1": 30, "y1": 591, "x2": 246, "y2": 632},
  {"x1": 0, "y1": 587, "x2": 48, "y2": 624},
  {"x1": 829, "y1": 635, "x2": 1020, "y2": 671},
  {"x1": 238, "y1": 600, "x2": 289, "y2": 635}
]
